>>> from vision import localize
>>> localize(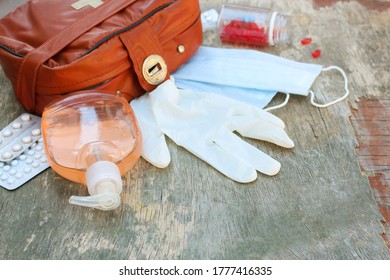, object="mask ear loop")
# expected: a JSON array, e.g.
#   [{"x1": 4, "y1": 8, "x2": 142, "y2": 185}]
[
  {"x1": 262, "y1": 66, "x2": 348, "y2": 112},
  {"x1": 264, "y1": 93, "x2": 290, "y2": 112},
  {"x1": 309, "y1": 66, "x2": 349, "y2": 108}
]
